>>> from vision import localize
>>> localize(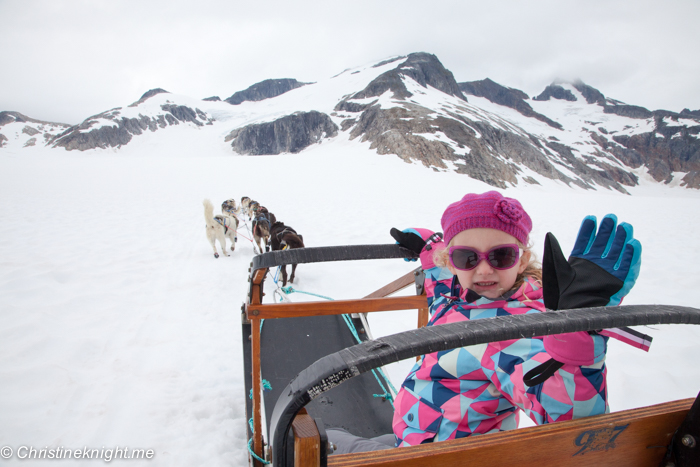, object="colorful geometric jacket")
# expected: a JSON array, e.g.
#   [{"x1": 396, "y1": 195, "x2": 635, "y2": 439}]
[{"x1": 392, "y1": 265, "x2": 609, "y2": 447}]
